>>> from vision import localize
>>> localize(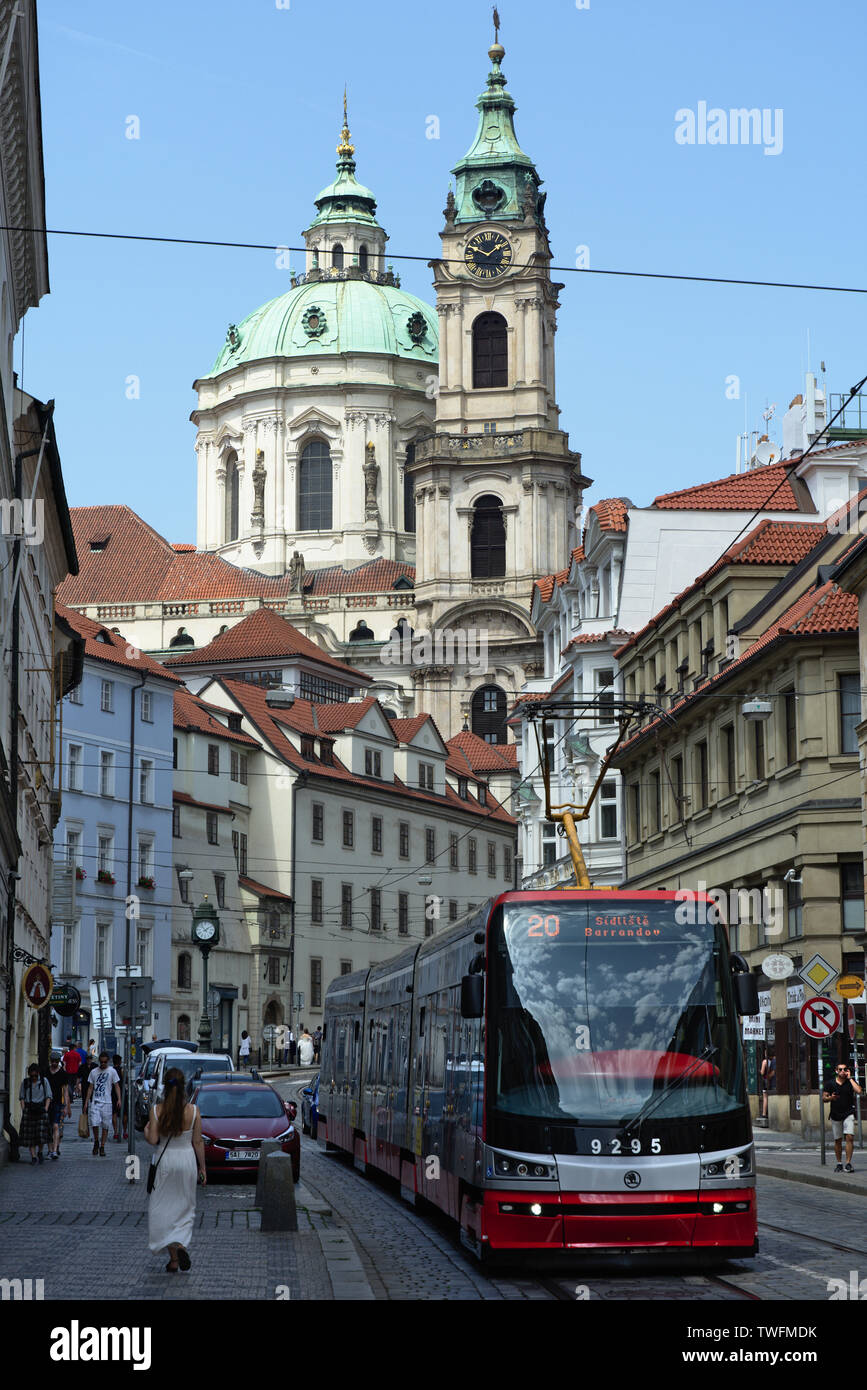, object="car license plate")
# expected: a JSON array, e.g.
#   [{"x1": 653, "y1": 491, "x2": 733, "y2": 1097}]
[{"x1": 227, "y1": 1149, "x2": 258, "y2": 1161}]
